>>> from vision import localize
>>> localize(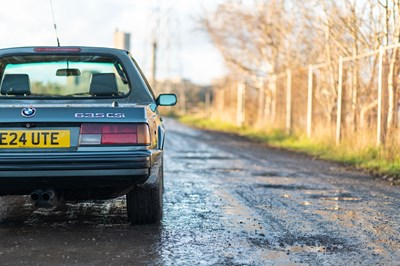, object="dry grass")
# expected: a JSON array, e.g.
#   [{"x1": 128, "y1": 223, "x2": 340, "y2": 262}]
[{"x1": 179, "y1": 115, "x2": 400, "y2": 180}]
